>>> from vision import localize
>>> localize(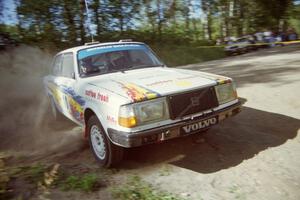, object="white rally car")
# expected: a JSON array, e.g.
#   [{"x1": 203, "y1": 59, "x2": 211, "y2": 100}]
[{"x1": 44, "y1": 40, "x2": 242, "y2": 167}]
